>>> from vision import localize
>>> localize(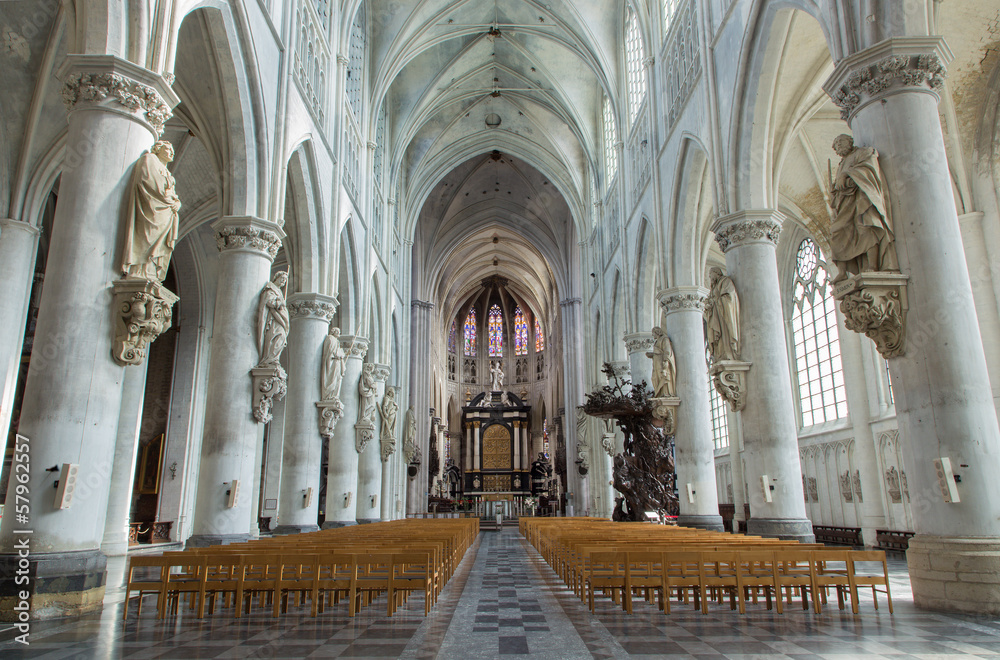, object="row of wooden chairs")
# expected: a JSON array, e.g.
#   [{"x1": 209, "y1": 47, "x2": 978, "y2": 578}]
[
  {"x1": 521, "y1": 518, "x2": 891, "y2": 616},
  {"x1": 123, "y1": 518, "x2": 478, "y2": 621}
]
